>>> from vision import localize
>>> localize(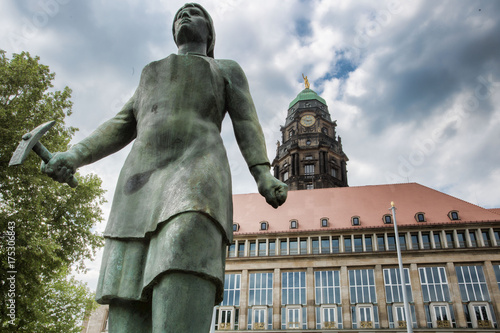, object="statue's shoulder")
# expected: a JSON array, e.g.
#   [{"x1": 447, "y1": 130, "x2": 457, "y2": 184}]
[{"x1": 215, "y1": 59, "x2": 247, "y2": 84}]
